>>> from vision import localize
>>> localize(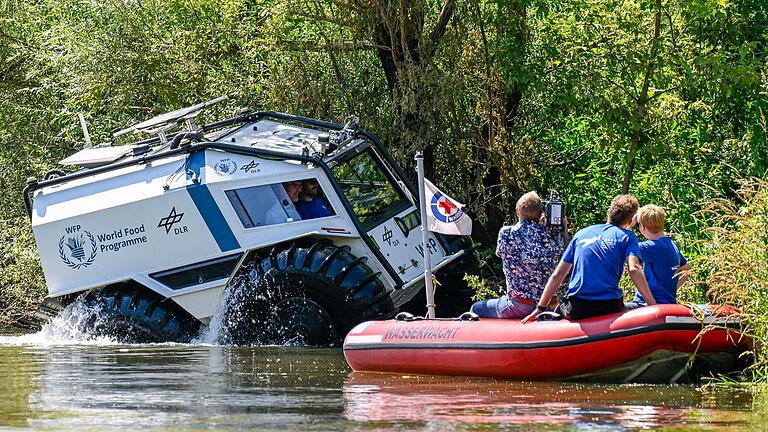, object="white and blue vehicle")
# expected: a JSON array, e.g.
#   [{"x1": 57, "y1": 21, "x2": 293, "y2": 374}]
[{"x1": 24, "y1": 98, "x2": 475, "y2": 345}]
